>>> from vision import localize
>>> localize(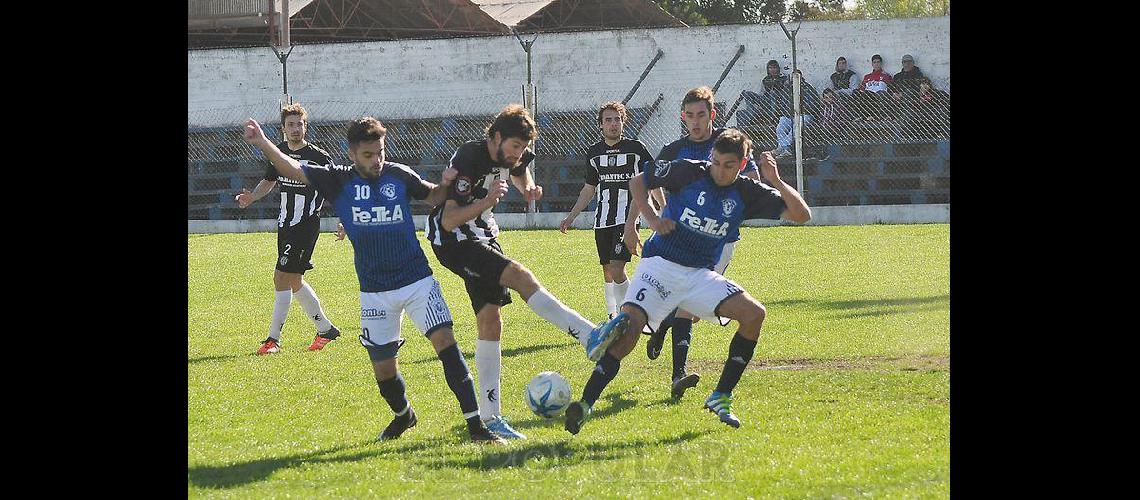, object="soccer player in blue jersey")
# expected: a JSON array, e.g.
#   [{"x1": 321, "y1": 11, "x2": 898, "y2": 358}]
[
  {"x1": 566, "y1": 129, "x2": 810, "y2": 434},
  {"x1": 624, "y1": 86, "x2": 764, "y2": 400},
  {"x1": 243, "y1": 116, "x2": 507, "y2": 444}
]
